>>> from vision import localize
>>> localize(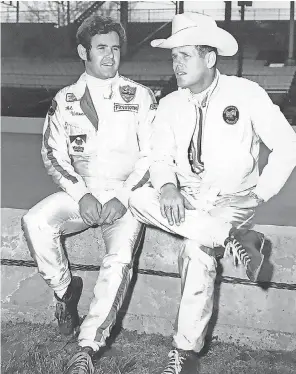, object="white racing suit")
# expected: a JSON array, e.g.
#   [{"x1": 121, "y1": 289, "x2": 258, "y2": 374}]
[
  {"x1": 129, "y1": 71, "x2": 296, "y2": 352},
  {"x1": 22, "y1": 72, "x2": 156, "y2": 351}
]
